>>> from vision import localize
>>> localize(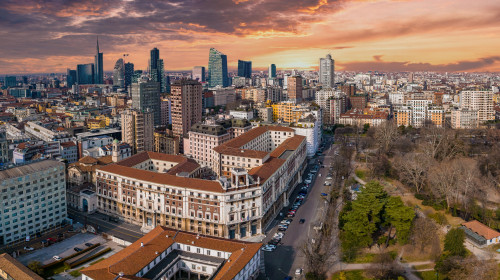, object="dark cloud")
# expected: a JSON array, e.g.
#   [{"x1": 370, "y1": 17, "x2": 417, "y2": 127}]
[{"x1": 340, "y1": 56, "x2": 500, "y2": 72}]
